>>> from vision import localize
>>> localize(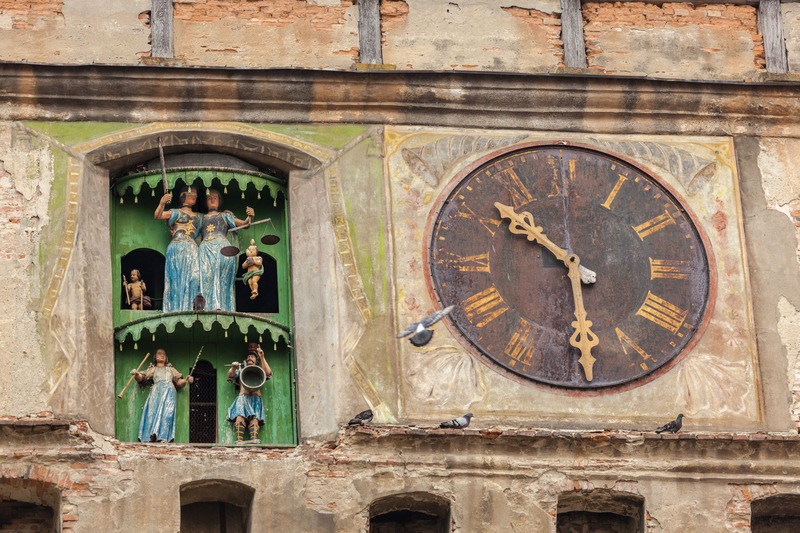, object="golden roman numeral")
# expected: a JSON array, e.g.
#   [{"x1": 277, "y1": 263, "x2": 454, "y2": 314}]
[
  {"x1": 505, "y1": 318, "x2": 536, "y2": 367},
  {"x1": 632, "y1": 208, "x2": 676, "y2": 240},
  {"x1": 649, "y1": 258, "x2": 690, "y2": 280},
  {"x1": 497, "y1": 167, "x2": 534, "y2": 209},
  {"x1": 601, "y1": 174, "x2": 628, "y2": 210},
  {"x1": 615, "y1": 327, "x2": 654, "y2": 371},
  {"x1": 457, "y1": 203, "x2": 502, "y2": 236},
  {"x1": 463, "y1": 286, "x2": 509, "y2": 328},
  {"x1": 437, "y1": 252, "x2": 490, "y2": 273},
  {"x1": 636, "y1": 291, "x2": 688, "y2": 335}
]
